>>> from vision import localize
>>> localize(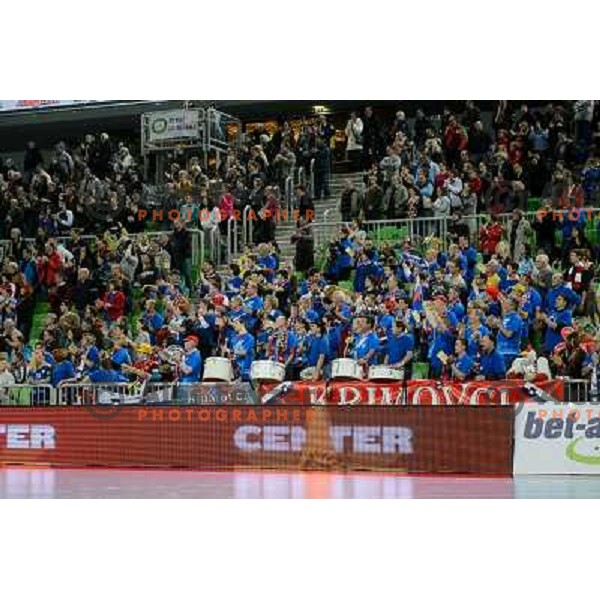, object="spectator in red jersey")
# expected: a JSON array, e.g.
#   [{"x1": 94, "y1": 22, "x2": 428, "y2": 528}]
[
  {"x1": 479, "y1": 215, "x2": 504, "y2": 261},
  {"x1": 37, "y1": 241, "x2": 63, "y2": 290},
  {"x1": 443, "y1": 115, "x2": 469, "y2": 168},
  {"x1": 98, "y1": 280, "x2": 126, "y2": 322}
]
